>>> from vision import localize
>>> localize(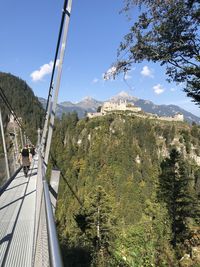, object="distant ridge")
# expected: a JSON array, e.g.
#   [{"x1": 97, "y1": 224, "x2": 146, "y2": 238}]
[{"x1": 39, "y1": 91, "x2": 200, "y2": 124}]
